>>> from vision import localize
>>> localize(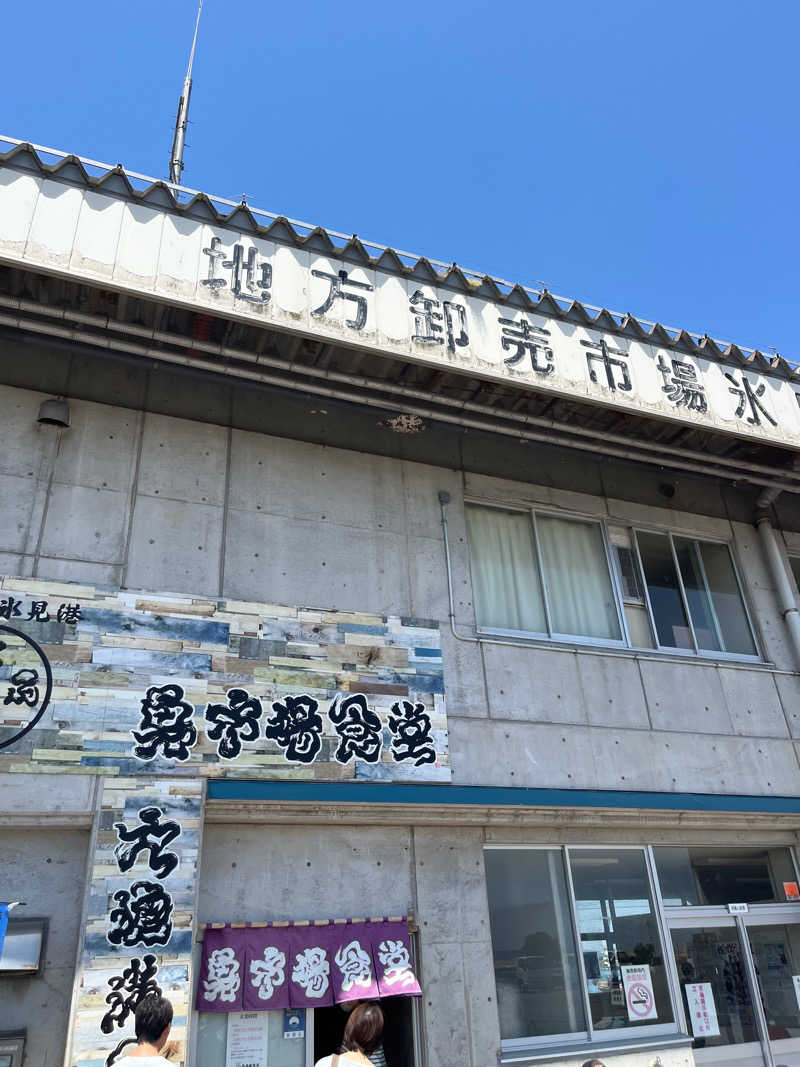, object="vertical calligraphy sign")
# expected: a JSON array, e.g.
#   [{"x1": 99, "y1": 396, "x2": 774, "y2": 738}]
[{"x1": 68, "y1": 777, "x2": 205, "y2": 1067}]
